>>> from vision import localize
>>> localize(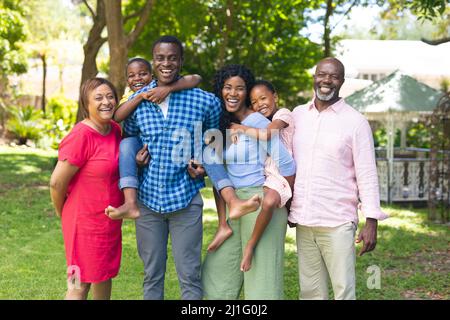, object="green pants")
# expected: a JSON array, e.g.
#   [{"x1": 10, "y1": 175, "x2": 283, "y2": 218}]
[{"x1": 201, "y1": 186, "x2": 287, "y2": 300}]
